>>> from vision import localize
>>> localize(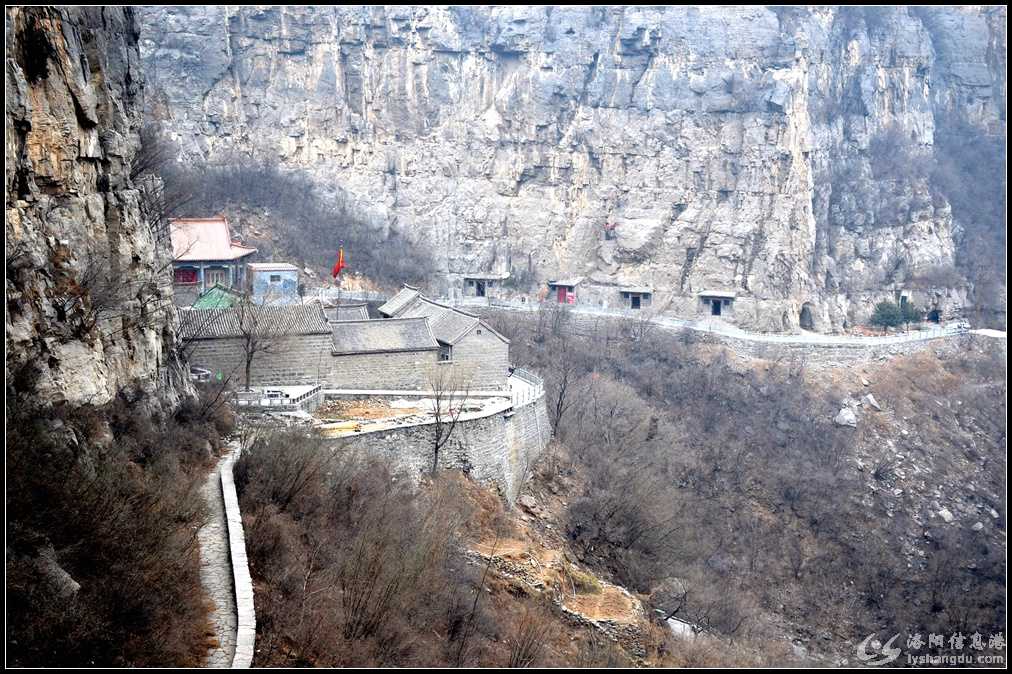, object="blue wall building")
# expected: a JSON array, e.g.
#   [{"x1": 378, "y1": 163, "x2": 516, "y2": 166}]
[{"x1": 249, "y1": 262, "x2": 301, "y2": 305}]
